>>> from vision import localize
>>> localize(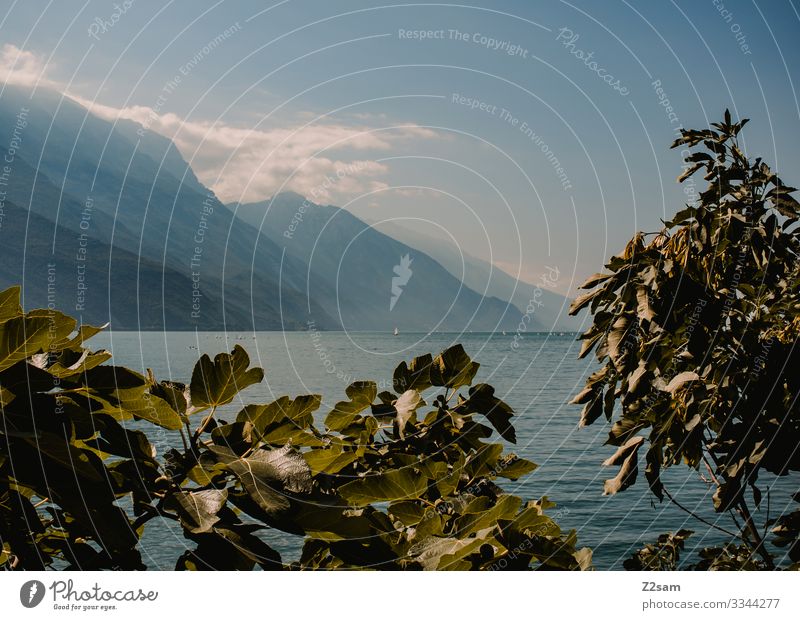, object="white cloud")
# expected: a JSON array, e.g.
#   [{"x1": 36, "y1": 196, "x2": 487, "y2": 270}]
[
  {"x1": 1, "y1": 43, "x2": 439, "y2": 204},
  {"x1": 67, "y1": 94, "x2": 437, "y2": 205},
  {"x1": 390, "y1": 187, "x2": 444, "y2": 199},
  {"x1": 0, "y1": 43, "x2": 54, "y2": 89}
]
